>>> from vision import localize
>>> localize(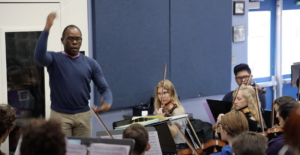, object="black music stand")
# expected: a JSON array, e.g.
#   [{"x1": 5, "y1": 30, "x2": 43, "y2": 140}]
[
  {"x1": 291, "y1": 64, "x2": 300, "y2": 88},
  {"x1": 206, "y1": 99, "x2": 233, "y2": 122}
]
